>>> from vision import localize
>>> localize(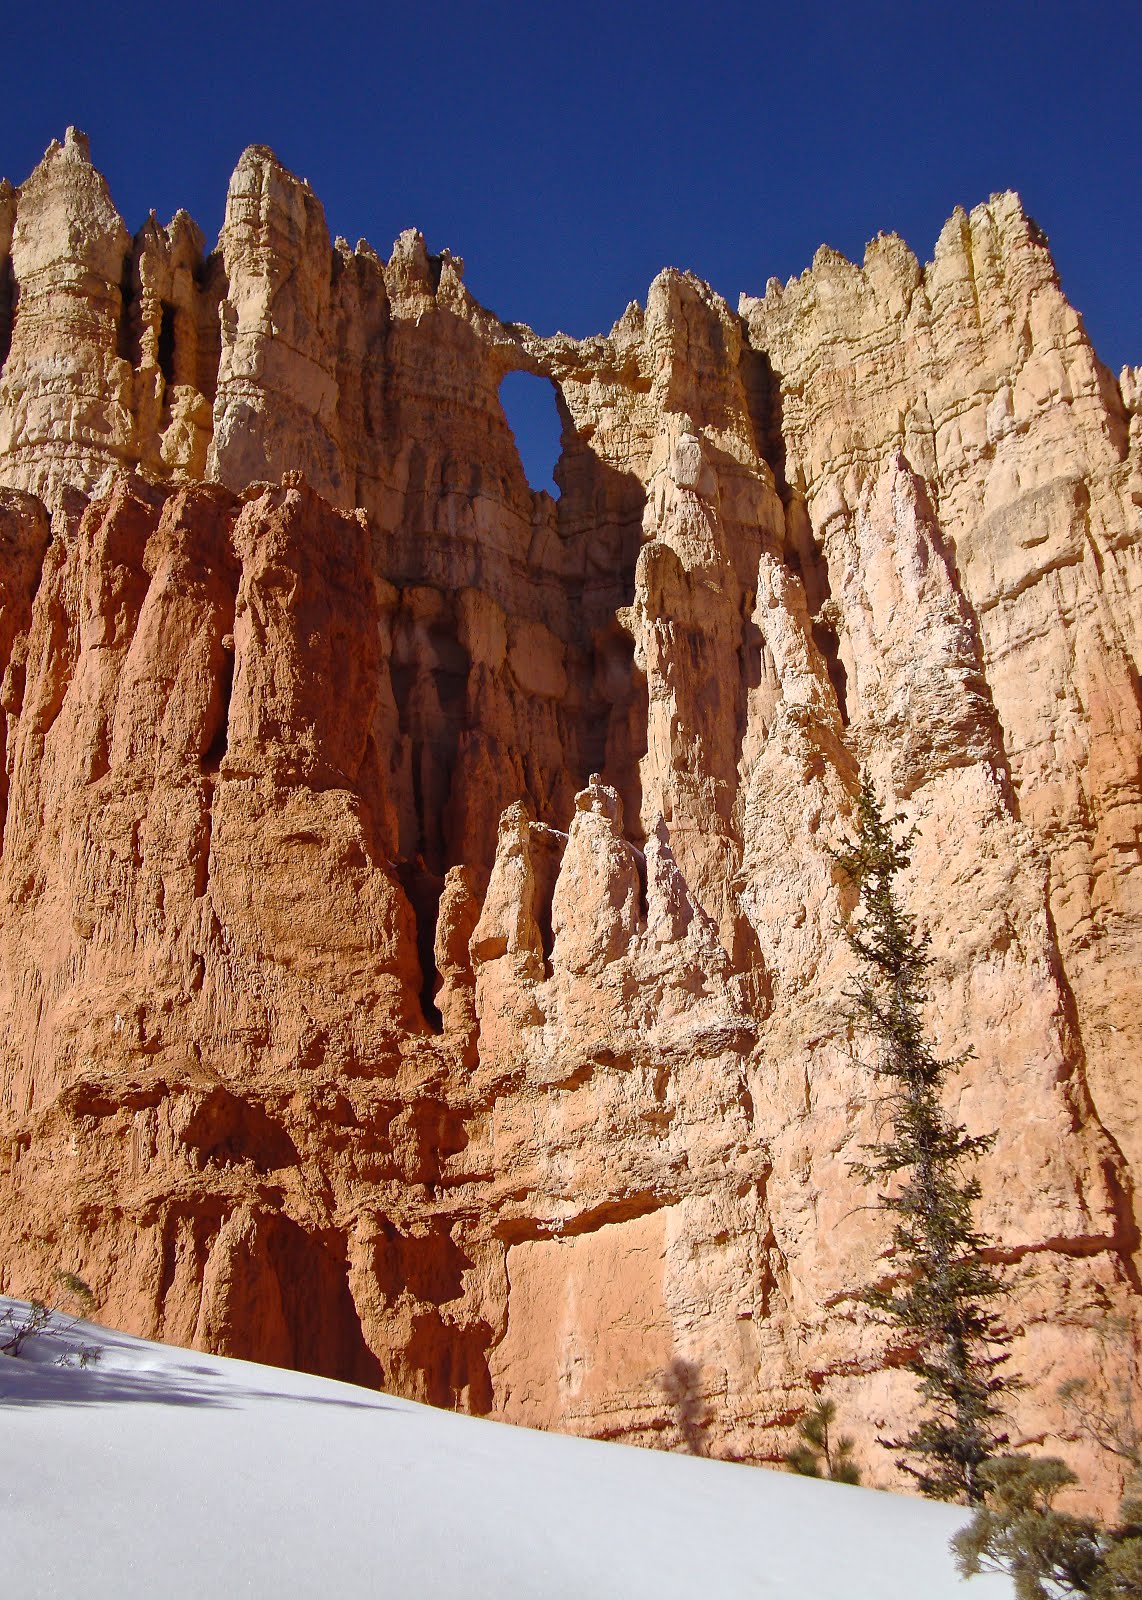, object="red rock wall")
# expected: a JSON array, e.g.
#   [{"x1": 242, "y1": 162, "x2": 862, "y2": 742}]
[{"x1": 0, "y1": 132, "x2": 1139, "y2": 1506}]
